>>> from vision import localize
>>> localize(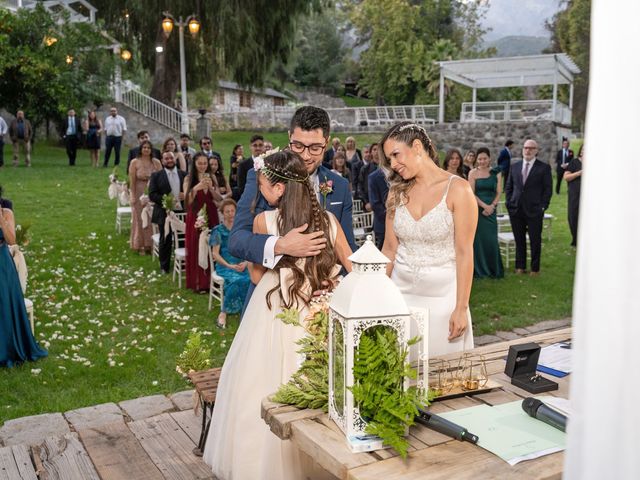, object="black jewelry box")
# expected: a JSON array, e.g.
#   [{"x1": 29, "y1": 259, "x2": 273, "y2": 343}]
[{"x1": 504, "y1": 342, "x2": 558, "y2": 394}]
